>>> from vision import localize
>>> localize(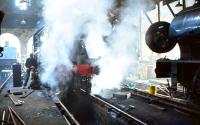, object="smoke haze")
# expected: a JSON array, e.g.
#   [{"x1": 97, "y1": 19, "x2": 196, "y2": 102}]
[
  {"x1": 90, "y1": 0, "x2": 142, "y2": 94},
  {"x1": 41, "y1": 0, "x2": 150, "y2": 94},
  {"x1": 41, "y1": 0, "x2": 113, "y2": 88}
]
